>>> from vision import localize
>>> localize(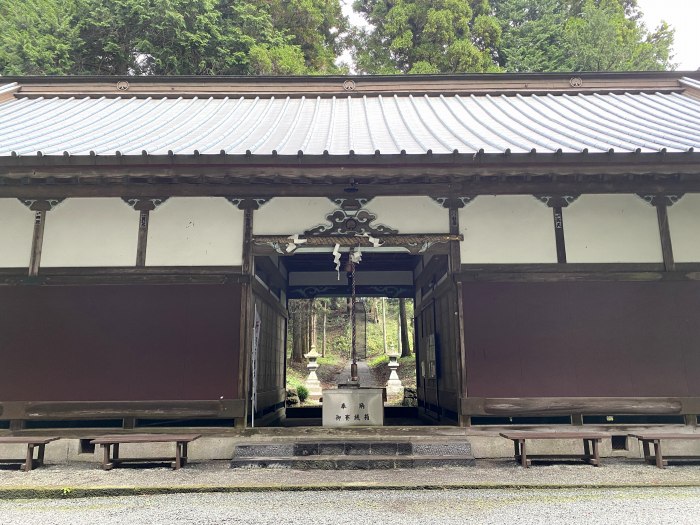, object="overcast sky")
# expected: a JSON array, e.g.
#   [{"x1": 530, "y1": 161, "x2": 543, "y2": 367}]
[
  {"x1": 638, "y1": 0, "x2": 699, "y2": 71},
  {"x1": 341, "y1": 0, "x2": 700, "y2": 72}
]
